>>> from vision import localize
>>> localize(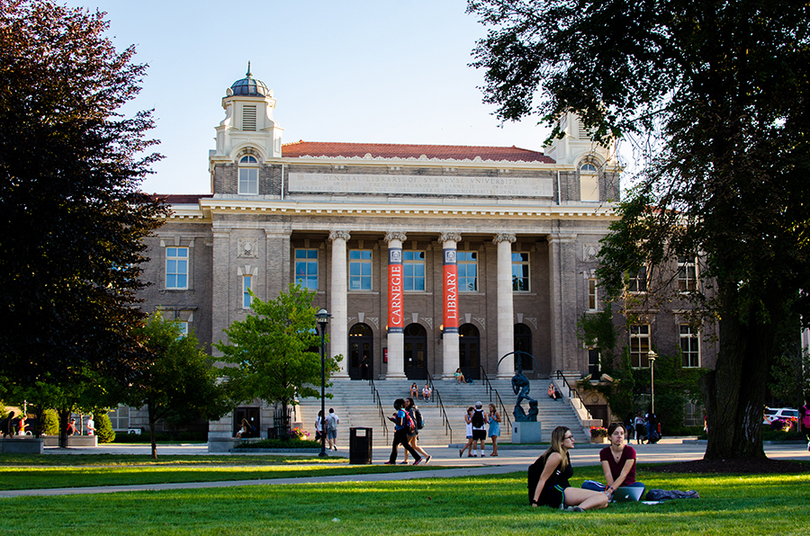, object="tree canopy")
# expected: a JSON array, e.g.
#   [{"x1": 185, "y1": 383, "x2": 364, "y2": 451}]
[
  {"x1": 129, "y1": 312, "x2": 231, "y2": 459},
  {"x1": 216, "y1": 285, "x2": 341, "y2": 420},
  {"x1": 0, "y1": 1, "x2": 167, "y2": 388},
  {"x1": 468, "y1": 0, "x2": 810, "y2": 458}
]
